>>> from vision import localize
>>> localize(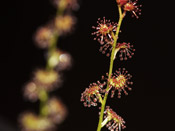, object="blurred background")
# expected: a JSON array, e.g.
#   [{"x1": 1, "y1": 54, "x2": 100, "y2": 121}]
[{"x1": 1, "y1": 0, "x2": 174, "y2": 131}]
